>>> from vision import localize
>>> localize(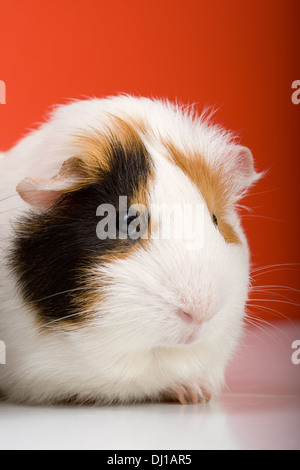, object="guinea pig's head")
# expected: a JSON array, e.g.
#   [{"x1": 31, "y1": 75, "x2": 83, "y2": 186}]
[{"x1": 12, "y1": 97, "x2": 260, "y2": 354}]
